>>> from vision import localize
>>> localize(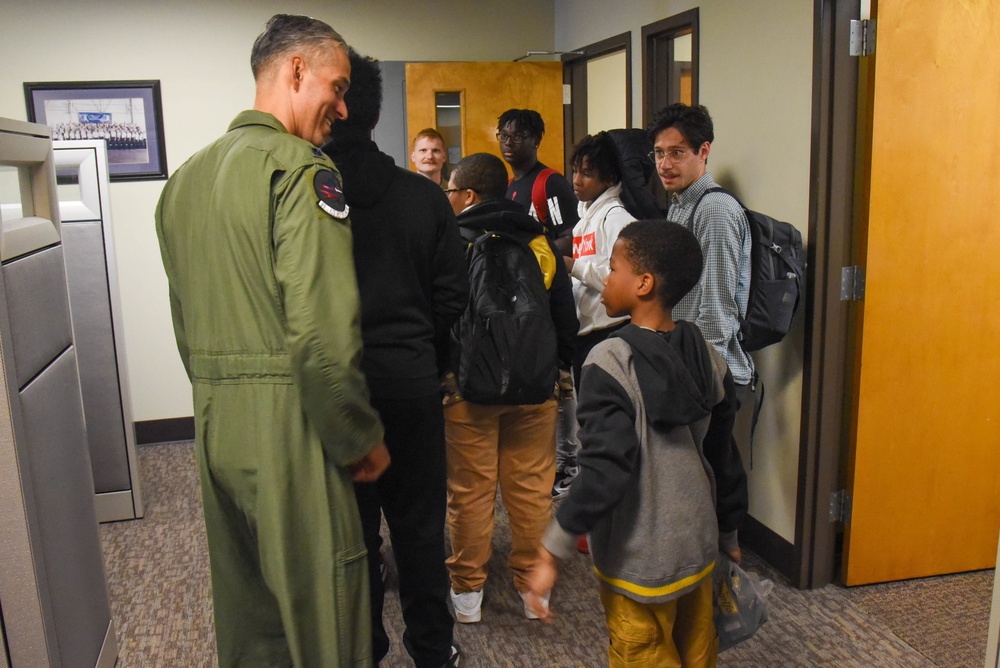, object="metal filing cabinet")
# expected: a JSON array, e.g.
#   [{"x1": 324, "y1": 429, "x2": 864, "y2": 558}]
[
  {"x1": 54, "y1": 139, "x2": 143, "y2": 522},
  {"x1": 0, "y1": 117, "x2": 117, "y2": 668}
]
